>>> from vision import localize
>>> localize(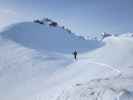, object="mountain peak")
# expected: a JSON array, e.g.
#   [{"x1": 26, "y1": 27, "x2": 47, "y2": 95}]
[{"x1": 0, "y1": 21, "x2": 102, "y2": 53}]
